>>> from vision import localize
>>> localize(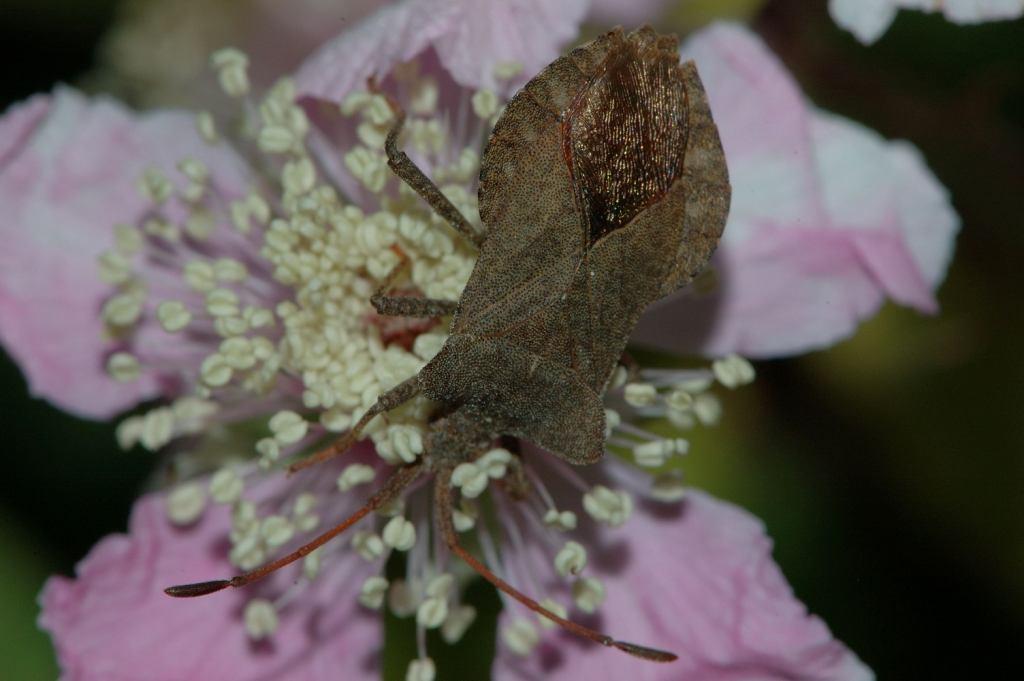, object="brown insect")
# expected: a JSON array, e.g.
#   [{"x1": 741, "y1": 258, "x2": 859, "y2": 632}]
[{"x1": 166, "y1": 26, "x2": 730, "y2": 663}]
